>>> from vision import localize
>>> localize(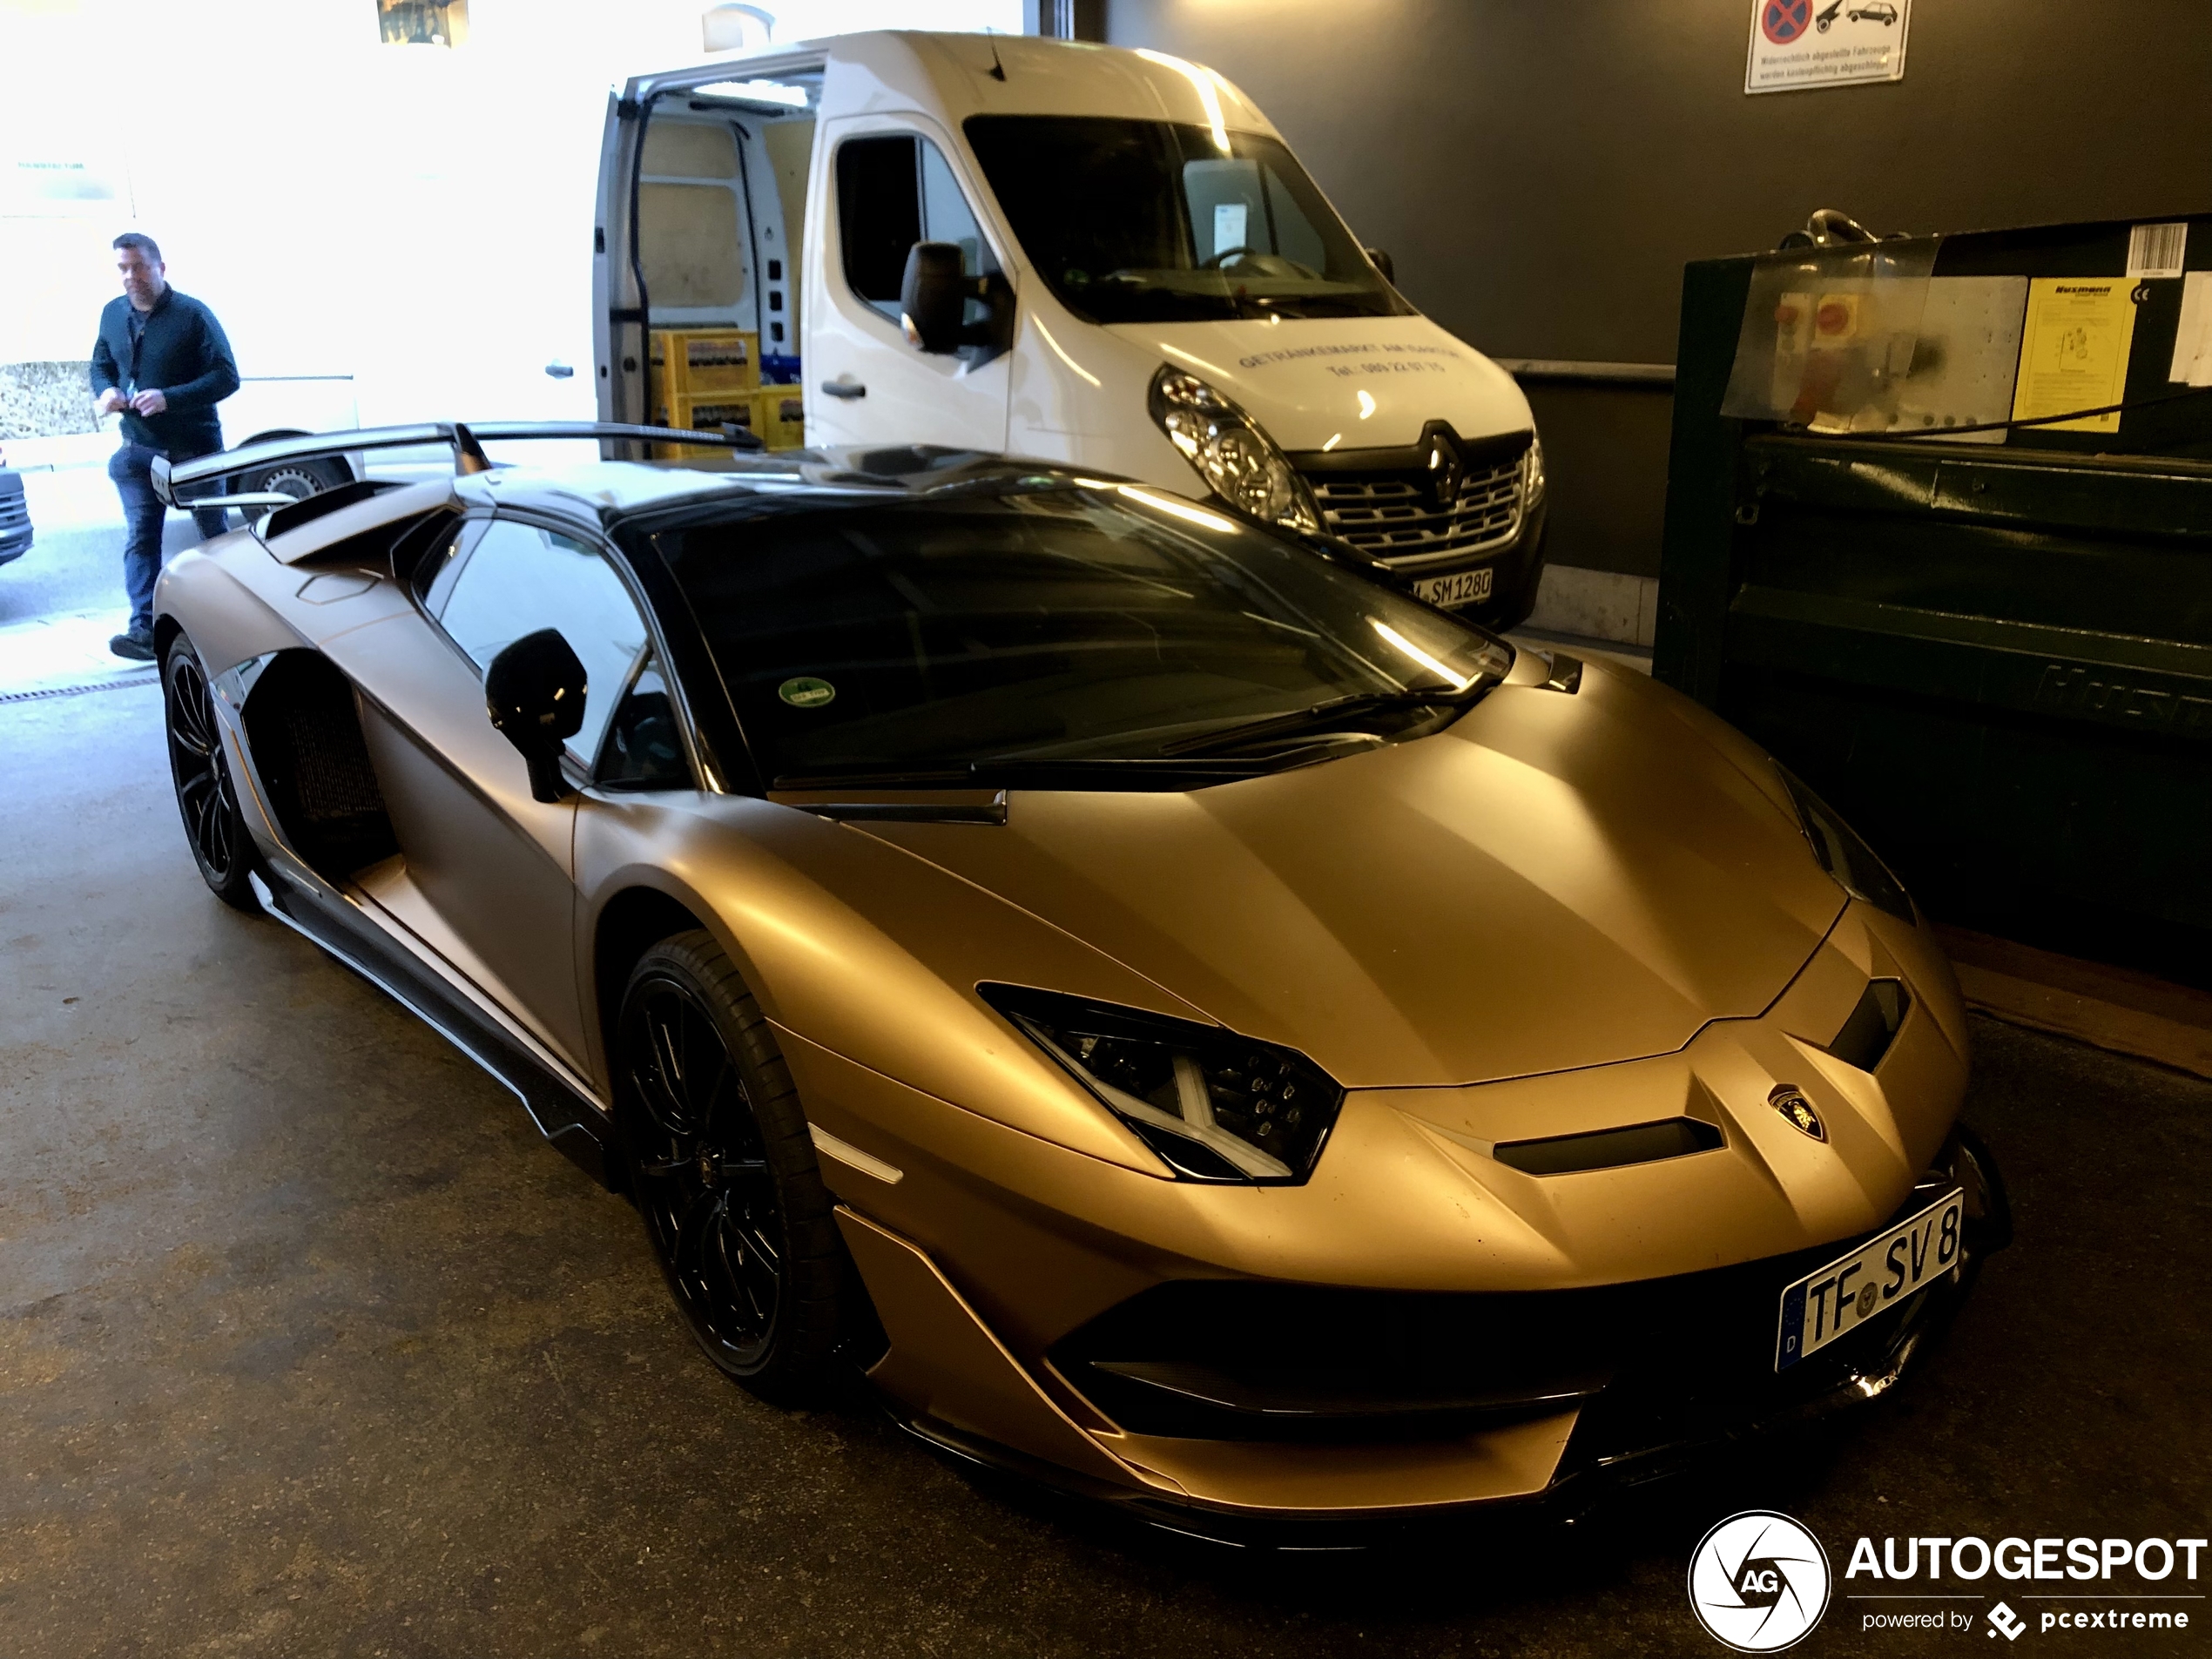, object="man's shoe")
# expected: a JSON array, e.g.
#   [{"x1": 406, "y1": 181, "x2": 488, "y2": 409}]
[{"x1": 109, "y1": 631, "x2": 156, "y2": 663}]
